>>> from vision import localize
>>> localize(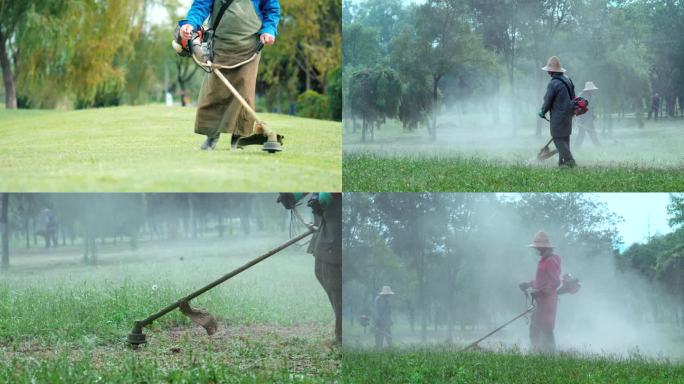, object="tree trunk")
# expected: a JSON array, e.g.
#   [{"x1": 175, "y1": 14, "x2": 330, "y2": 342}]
[
  {"x1": 24, "y1": 217, "x2": 30, "y2": 248},
  {"x1": 361, "y1": 118, "x2": 367, "y2": 142},
  {"x1": 417, "y1": 252, "x2": 427, "y2": 342},
  {"x1": 188, "y1": 195, "x2": 196, "y2": 239},
  {"x1": 1, "y1": 194, "x2": 9, "y2": 269},
  {"x1": 0, "y1": 32, "x2": 17, "y2": 110},
  {"x1": 430, "y1": 76, "x2": 440, "y2": 140}
]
